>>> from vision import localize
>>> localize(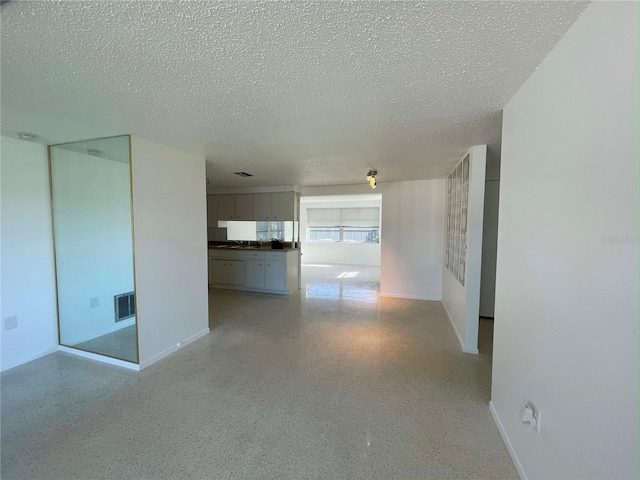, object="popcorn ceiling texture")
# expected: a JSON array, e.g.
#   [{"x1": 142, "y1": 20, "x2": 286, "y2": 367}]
[{"x1": 1, "y1": 1, "x2": 588, "y2": 187}]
